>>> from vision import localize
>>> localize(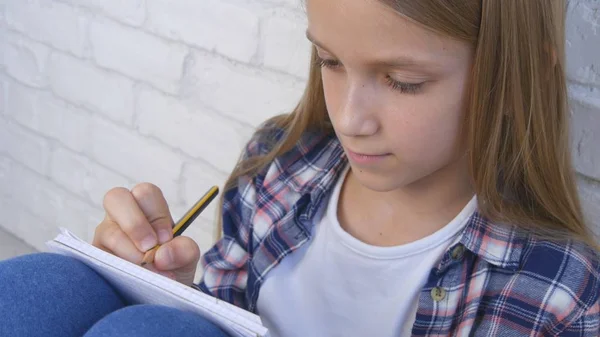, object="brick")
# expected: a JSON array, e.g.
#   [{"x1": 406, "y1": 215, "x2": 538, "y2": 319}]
[
  {"x1": 88, "y1": 116, "x2": 183, "y2": 203},
  {"x1": 146, "y1": 0, "x2": 259, "y2": 63},
  {"x1": 0, "y1": 30, "x2": 6, "y2": 70},
  {"x1": 49, "y1": 146, "x2": 94, "y2": 199},
  {"x1": 577, "y1": 175, "x2": 600, "y2": 237},
  {"x1": 0, "y1": 1, "x2": 6, "y2": 26},
  {"x1": 0, "y1": 158, "x2": 99, "y2": 247},
  {"x1": 61, "y1": 0, "x2": 145, "y2": 26},
  {"x1": 89, "y1": 18, "x2": 187, "y2": 94},
  {"x1": 85, "y1": 161, "x2": 136, "y2": 209},
  {"x1": 262, "y1": 0, "x2": 303, "y2": 9},
  {"x1": 0, "y1": 117, "x2": 51, "y2": 175},
  {"x1": 570, "y1": 91, "x2": 600, "y2": 180},
  {"x1": 47, "y1": 52, "x2": 135, "y2": 125},
  {"x1": 183, "y1": 50, "x2": 305, "y2": 127},
  {"x1": 0, "y1": 193, "x2": 50, "y2": 251},
  {"x1": 0, "y1": 26, "x2": 4, "y2": 55},
  {"x1": 4, "y1": 0, "x2": 88, "y2": 57},
  {"x1": 262, "y1": 13, "x2": 311, "y2": 78},
  {"x1": 136, "y1": 87, "x2": 253, "y2": 172},
  {"x1": 2, "y1": 32, "x2": 50, "y2": 88},
  {"x1": 6, "y1": 81, "x2": 94, "y2": 153},
  {"x1": 4, "y1": 81, "x2": 36, "y2": 128},
  {"x1": 0, "y1": 155, "x2": 10, "y2": 187},
  {"x1": 49, "y1": 146, "x2": 133, "y2": 207},
  {"x1": 566, "y1": 0, "x2": 600, "y2": 86},
  {"x1": 0, "y1": 77, "x2": 5, "y2": 115}
]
